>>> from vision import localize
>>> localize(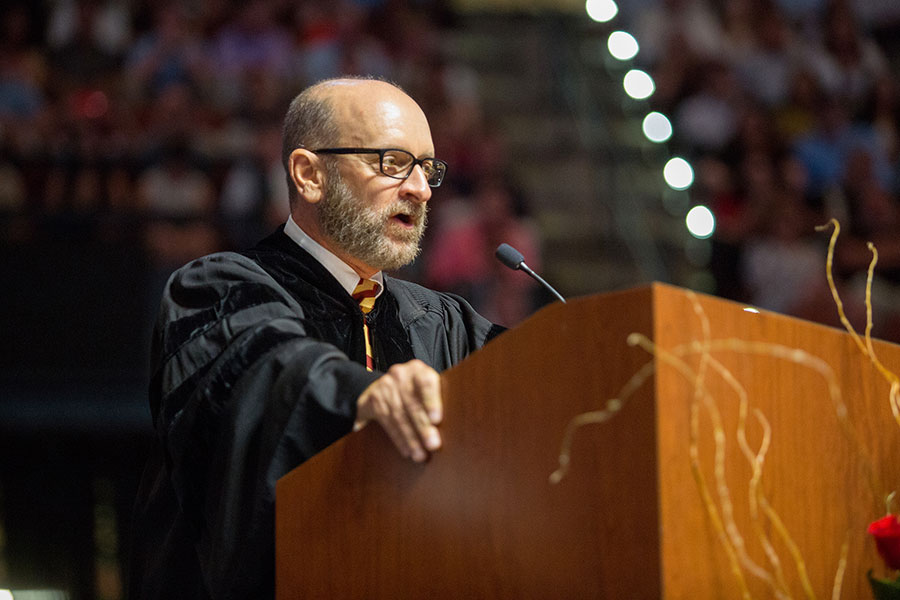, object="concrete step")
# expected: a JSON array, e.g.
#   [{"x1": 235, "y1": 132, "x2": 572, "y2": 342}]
[
  {"x1": 498, "y1": 112, "x2": 583, "y2": 154},
  {"x1": 511, "y1": 157, "x2": 603, "y2": 213},
  {"x1": 475, "y1": 70, "x2": 559, "y2": 112},
  {"x1": 443, "y1": 16, "x2": 552, "y2": 71},
  {"x1": 439, "y1": 13, "x2": 696, "y2": 292}
]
